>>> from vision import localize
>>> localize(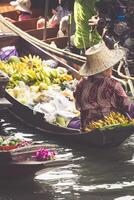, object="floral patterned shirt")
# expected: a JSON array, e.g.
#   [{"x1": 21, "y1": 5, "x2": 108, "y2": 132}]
[{"x1": 73, "y1": 74, "x2": 131, "y2": 129}]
